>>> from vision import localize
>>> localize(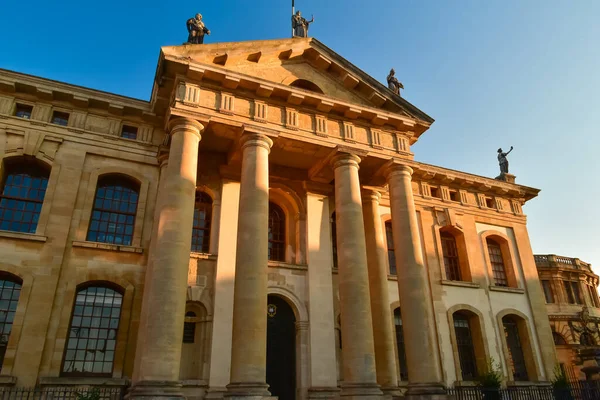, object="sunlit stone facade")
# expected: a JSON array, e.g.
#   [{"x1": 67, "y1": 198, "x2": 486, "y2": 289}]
[{"x1": 0, "y1": 38, "x2": 556, "y2": 399}]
